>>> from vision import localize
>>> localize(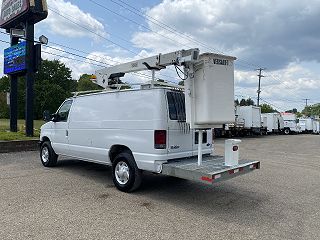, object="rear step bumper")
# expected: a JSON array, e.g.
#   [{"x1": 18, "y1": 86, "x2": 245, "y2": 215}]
[{"x1": 161, "y1": 155, "x2": 260, "y2": 185}]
